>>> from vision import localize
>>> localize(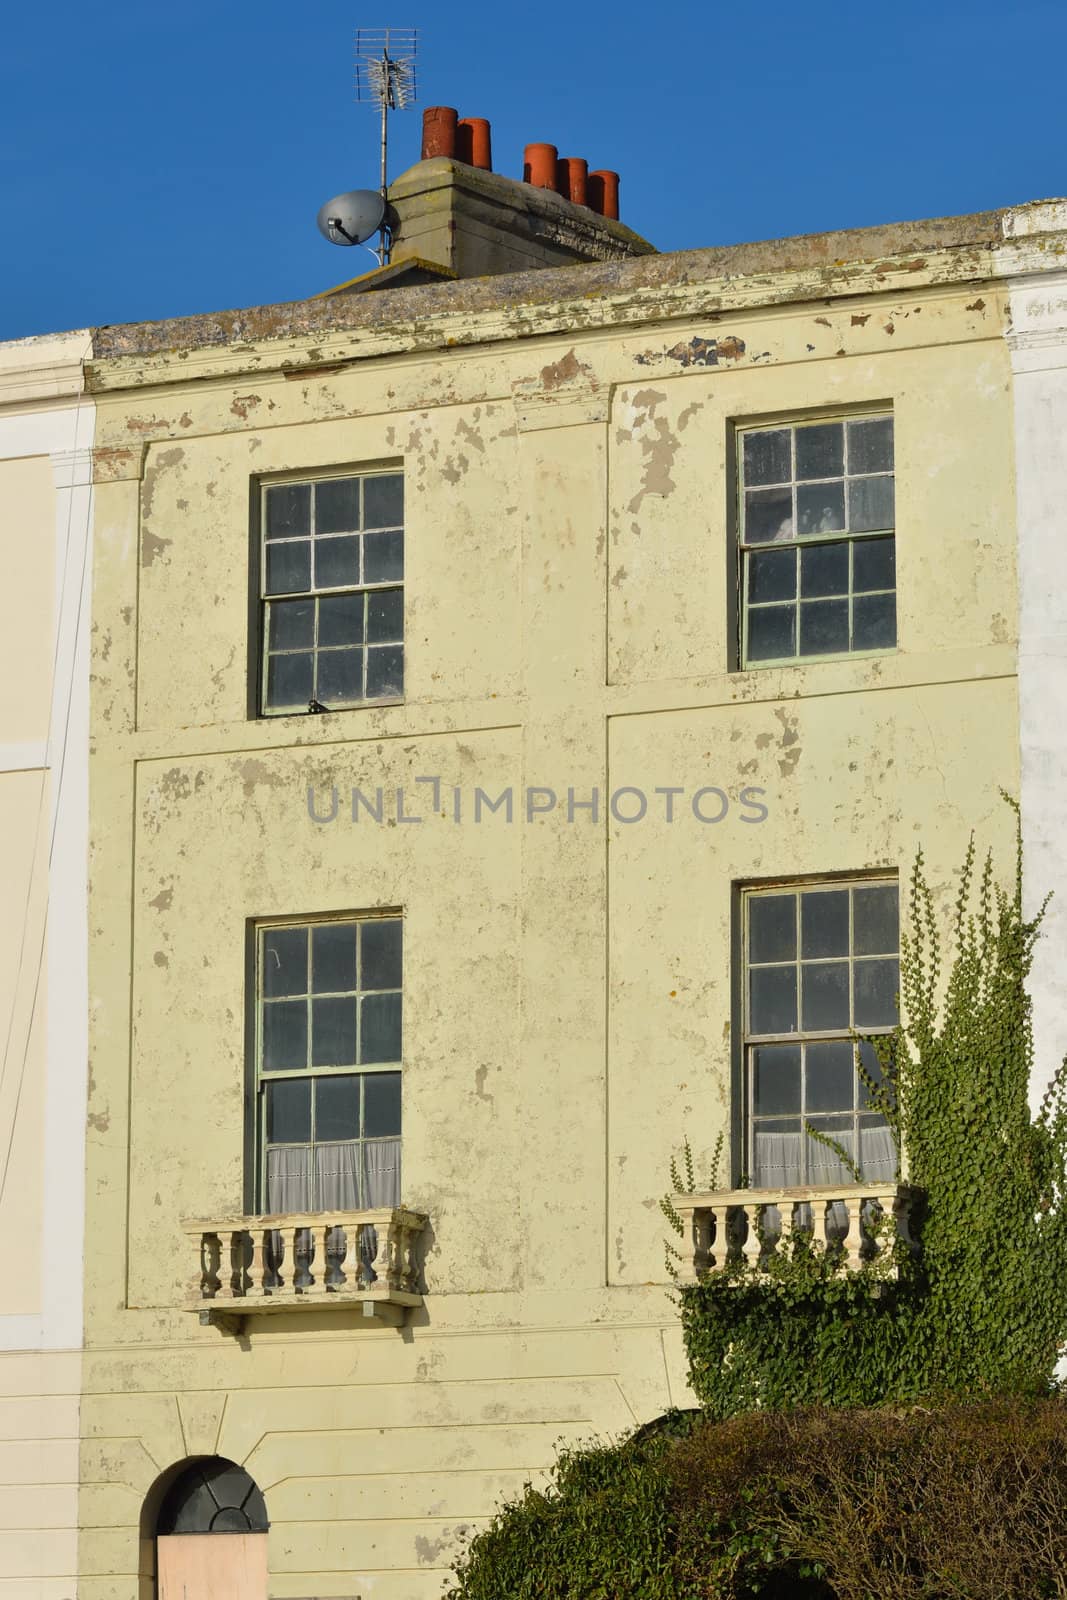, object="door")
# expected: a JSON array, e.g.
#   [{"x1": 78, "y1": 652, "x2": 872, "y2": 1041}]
[{"x1": 157, "y1": 1533, "x2": 268, "y2": 1599}]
